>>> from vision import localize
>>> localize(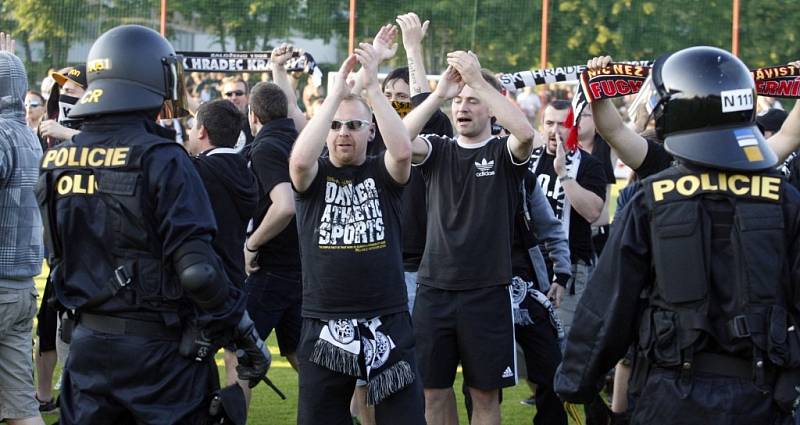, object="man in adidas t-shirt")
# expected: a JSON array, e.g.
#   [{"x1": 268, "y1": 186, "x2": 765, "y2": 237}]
[{"x1": 404, "y1": 51, "x2": 536, "y2": 425}]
